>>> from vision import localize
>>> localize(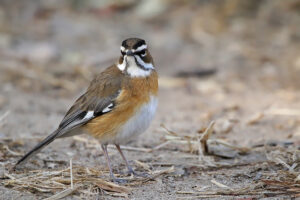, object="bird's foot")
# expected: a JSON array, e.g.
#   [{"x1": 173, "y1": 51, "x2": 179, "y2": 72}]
[
  {"x1": 111, "y1": 177, "x2": 128, "y2": 184},
  {"x1": 128, "y1": 168, "x2": 151, "y2": 178}
]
